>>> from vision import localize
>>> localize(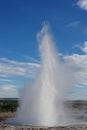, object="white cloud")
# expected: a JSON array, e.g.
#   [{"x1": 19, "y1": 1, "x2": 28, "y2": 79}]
[
  {"x1": 0, "y1": 57, "x2": 40, "y2": 67},
  {"x1": 64, "y1": 53, "x2": 87, "y2": 88},
  {"x1": 1, "y1": 85, "x2": 16, "y2": 91},
  {"x1": 24, "y1": 56, "x2": 40, "y2": 63},
  {"x1": 77, "y1": 0, "x2": 87, "y2": 10},
  {"x1": 0, "y1": 79, "x2": 12, "y2": 82},
  {"x1": 57, "y1": 53, "x2": 63, "y2": 57},
  {"x1": 0, "y1": 85, "x2": 18, "y2": 98},
  {"x1": 67, "y1": 21, "x2": 80, "y2": 27},
  {"x1": 72, "y1": 43, "x2": 82, "y2": 49},
  {"x1": 0, "y1": 64, "x2": 26, "y2": 76},
  {"x1": 0, "y1": 57, "x2": 40, "y2": 78},
  {"x1": 80, "y1": 41, "x2": 87, "y2": 53},
  {"x1": 0, "y1": 57, "x2": 40, "y2": 98}
]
